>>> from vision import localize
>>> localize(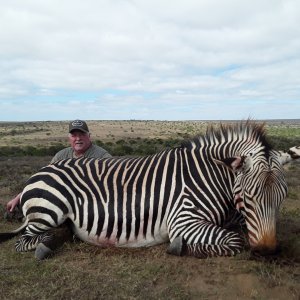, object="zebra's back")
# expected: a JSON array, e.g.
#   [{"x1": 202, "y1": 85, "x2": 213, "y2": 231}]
[{"x1": 21, "y1": 152, "x2": 182, "y2": 247}]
